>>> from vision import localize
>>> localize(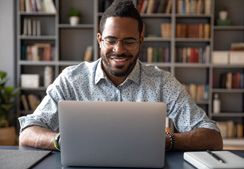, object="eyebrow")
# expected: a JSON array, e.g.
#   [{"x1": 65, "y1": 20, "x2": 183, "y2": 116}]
[{"x1": 104, "y1": 36, "x2": 137, "y2": 41}]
